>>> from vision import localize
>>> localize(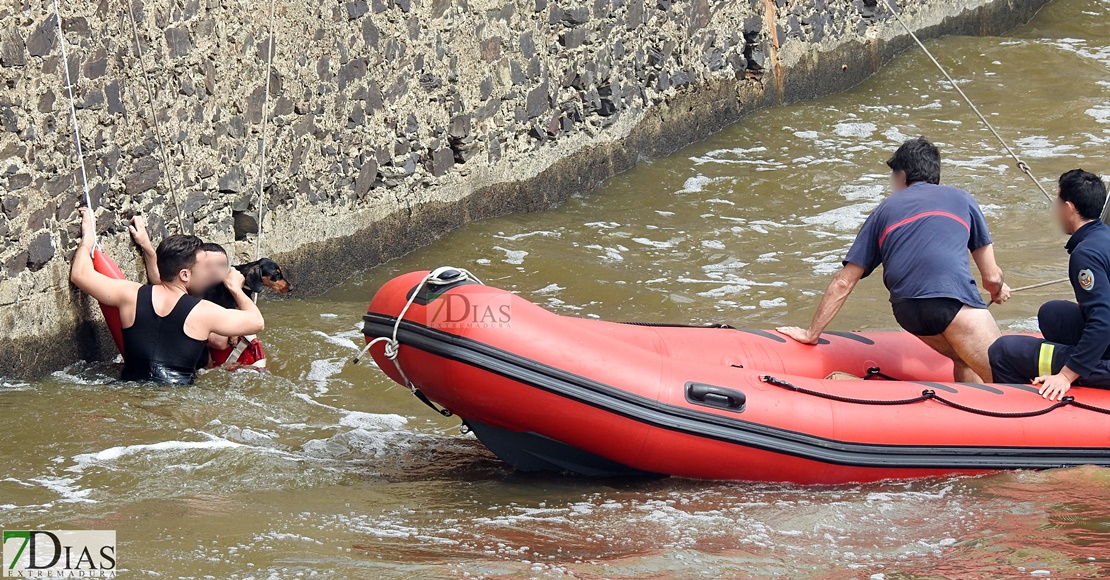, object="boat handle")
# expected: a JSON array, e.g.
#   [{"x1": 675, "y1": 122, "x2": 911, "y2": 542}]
[{"x1": 685, "y1": 382, "x2": 746, "y2": 412}]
